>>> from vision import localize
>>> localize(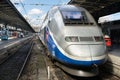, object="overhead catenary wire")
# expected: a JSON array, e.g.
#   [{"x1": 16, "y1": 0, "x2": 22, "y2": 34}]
[
  {"x1": 14, "y1": 1, "x2": 67, "y2": 27},
  {"x1": 14, "y1": 2, "x2": 66, "y2": 6},
  {"x1": 18, "y1": 0, "x2": 27, "y2": 15},
  {"x1": 15, "y1": 3, "x2": 57, "y2": 6}
]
